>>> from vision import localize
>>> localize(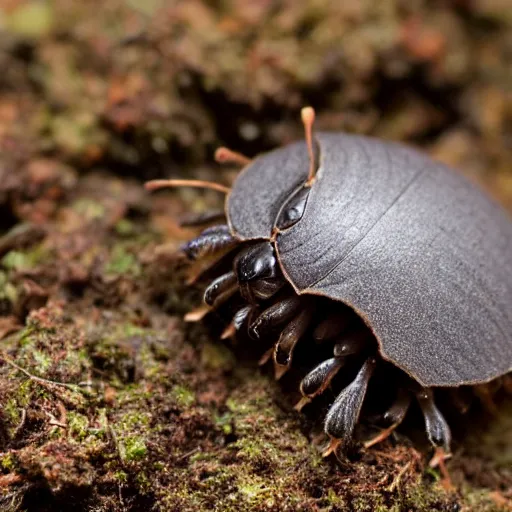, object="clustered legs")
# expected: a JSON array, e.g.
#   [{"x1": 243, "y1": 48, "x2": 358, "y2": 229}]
[{"x1": 182, "y1": 225, "x2": 453, "y2": 461}]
